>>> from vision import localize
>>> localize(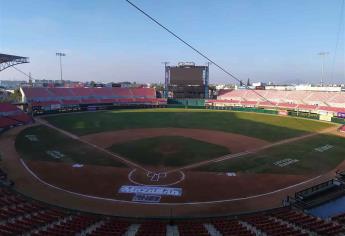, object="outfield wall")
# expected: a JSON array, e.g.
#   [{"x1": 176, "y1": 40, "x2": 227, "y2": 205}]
[
  {"x1": 206, "y1": 102, "x2": 345, "y2": 124},
  {"x1": 332, "y1": 117, "x2": 345, "y2": 124},
  {"x1": 168, "y1": 99, "x2": 205, "y2": 107},
  {"x1": 207, "y1": 106, "x2": 278, "y2": 114},
  {"x1": 32, "y1": 103, "x2": 168, "y2": 115},
  {"x1": 205, "y1": 105, "x2": 345, "y2": 125}
]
